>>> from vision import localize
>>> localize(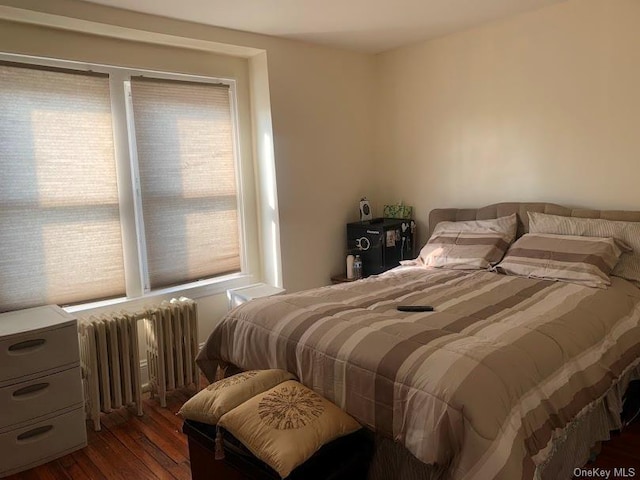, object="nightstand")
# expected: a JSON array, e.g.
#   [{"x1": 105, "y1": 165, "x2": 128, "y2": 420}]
[{"x1": 330, "y1": 274, "x2": 359, "y2": 284}]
